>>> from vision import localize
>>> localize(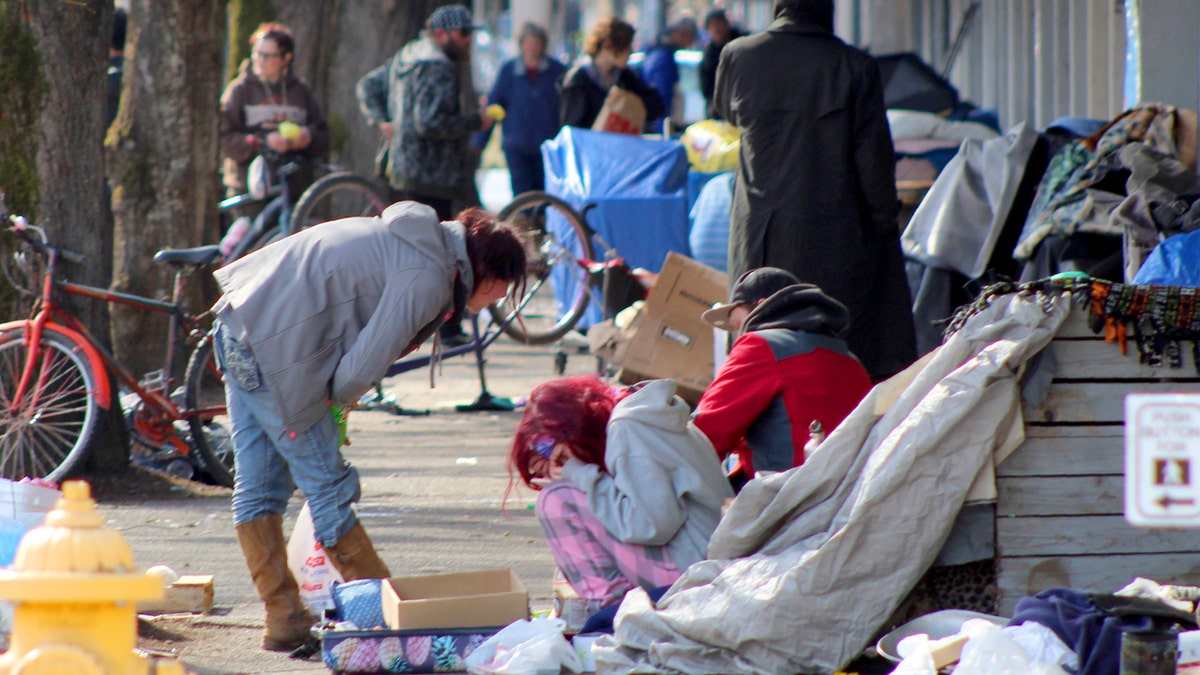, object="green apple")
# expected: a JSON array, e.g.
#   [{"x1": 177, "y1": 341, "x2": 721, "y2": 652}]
[{"x1": 278, "y1": 120, "x2": 302, "y2": 142}]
